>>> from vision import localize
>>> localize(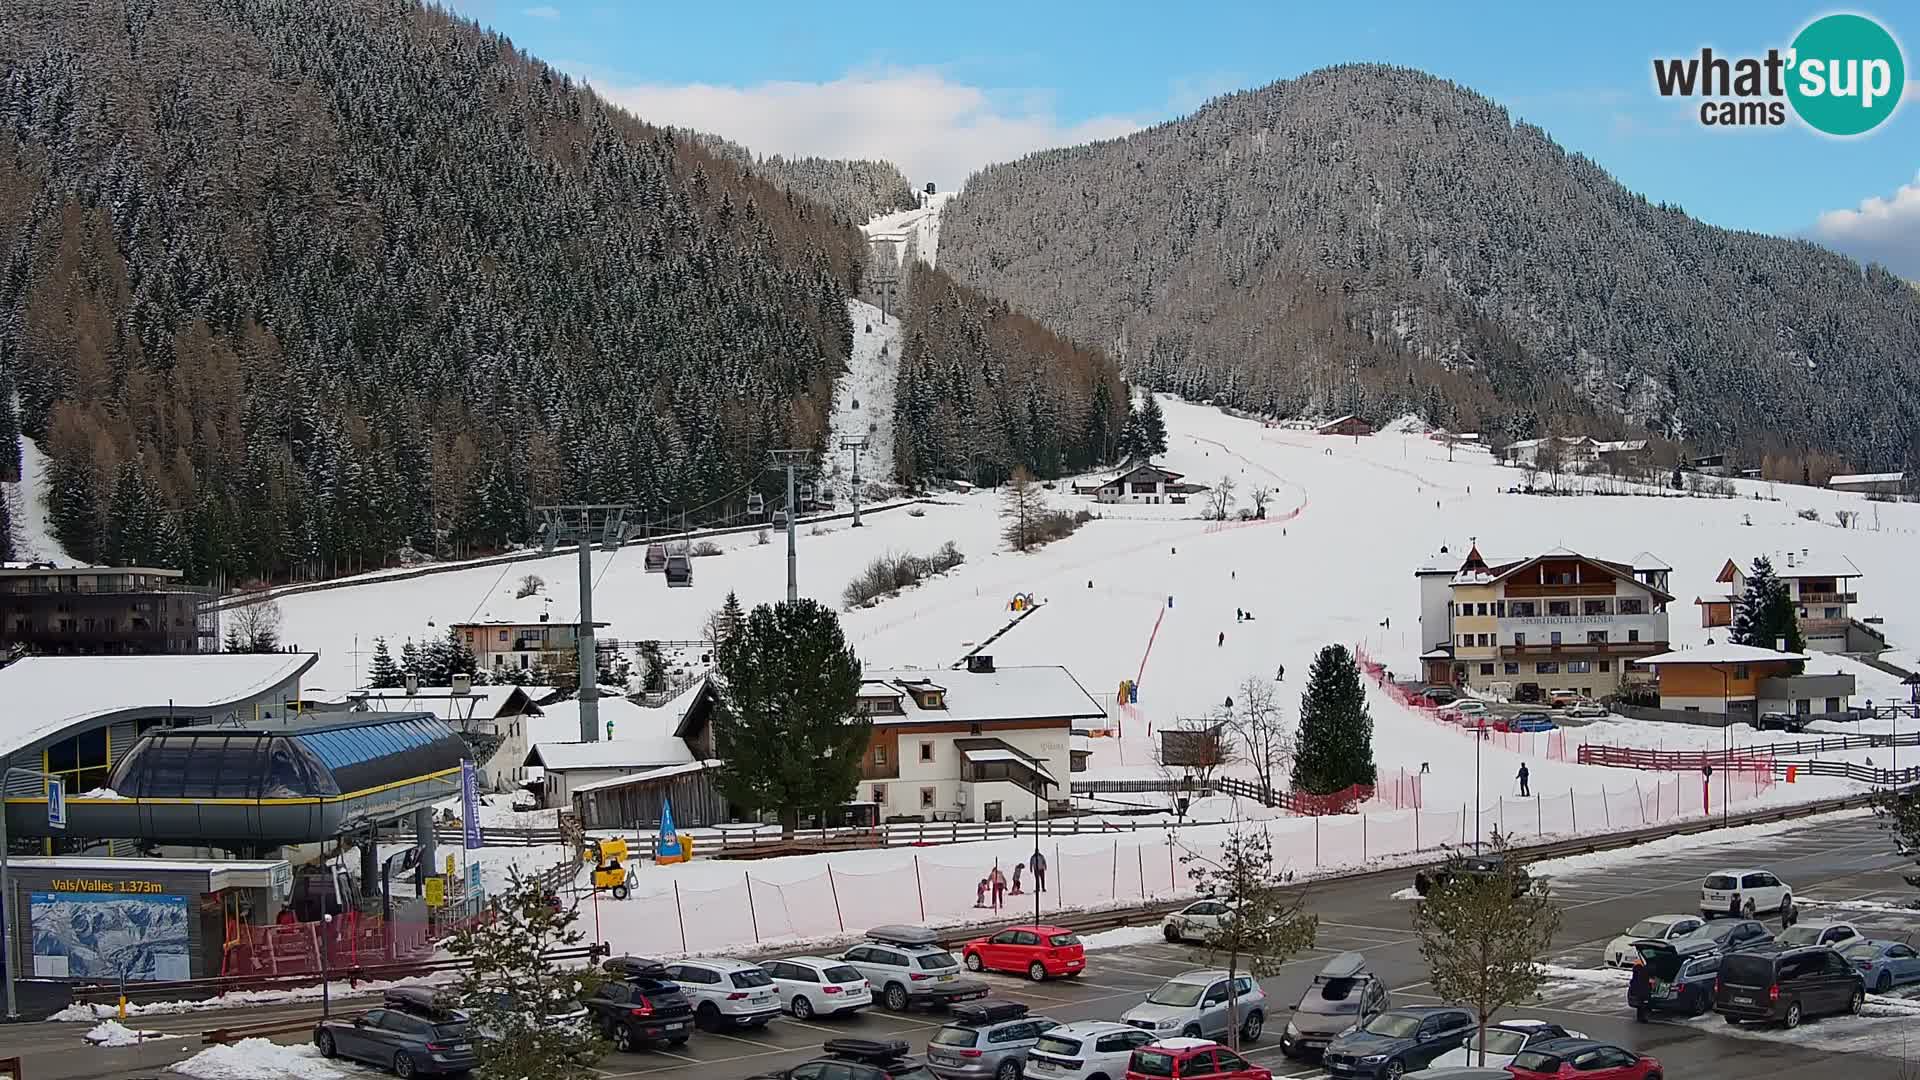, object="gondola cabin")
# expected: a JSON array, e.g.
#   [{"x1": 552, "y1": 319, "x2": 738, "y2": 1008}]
[
  {"x1": 664, "y1": 554, "x2": 693, "y2": 588},
  {"x1": 643, "y1": 544, "x2": 667, "y2": 573}
]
